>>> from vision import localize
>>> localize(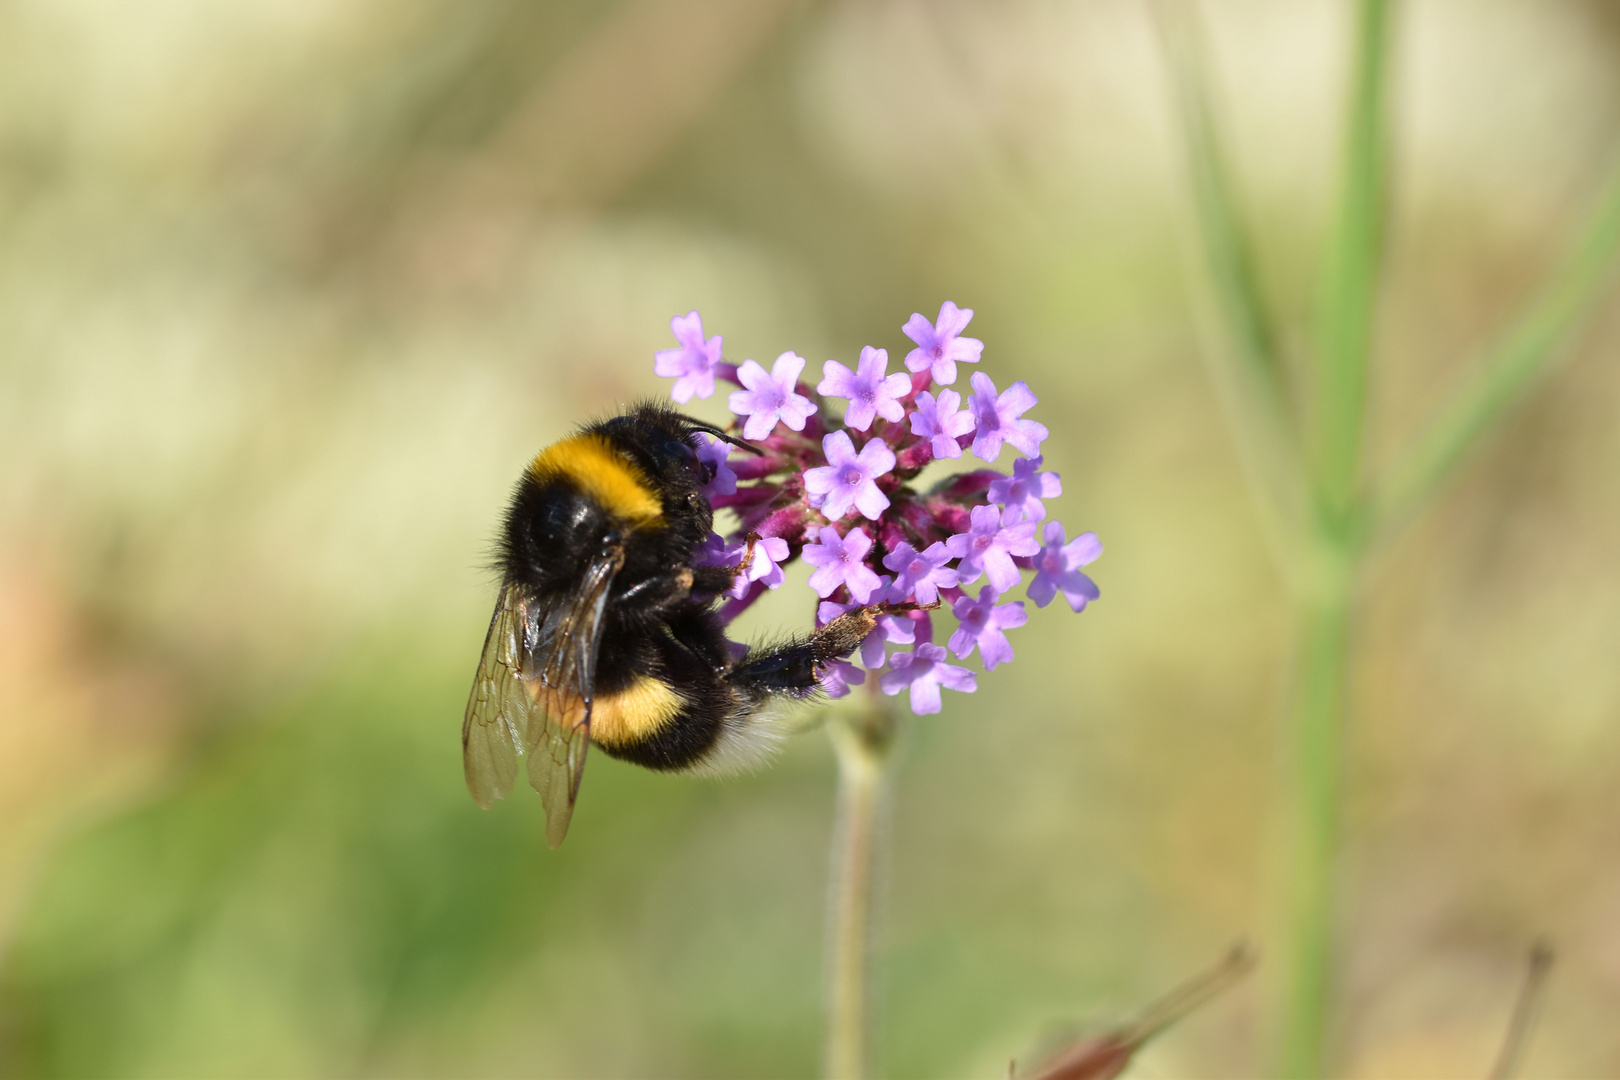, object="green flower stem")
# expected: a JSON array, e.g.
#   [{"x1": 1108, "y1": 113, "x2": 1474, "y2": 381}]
[
  {"x1": 1157, "y1": 0, "x2": 1619, "y2": 1076},
  {"x1": 1154, "y1": 0, "x2": 1308, "y2": 562},
  {"x1": 1277, "y1": 538, "x2": 1357, "y2": 1079},
  {"x1": 1274, "y1": 4, "x2": 1393, "y2": 1074},
  {"x1": 1154, "y1": 0, "x2": 1285, "y2": 397},
  {"x1": 824, "y1": 696, "x2": 899, "y2": 1080},
  {"x1": 1375, "y1": 163, "x2": 1620, "y2": 537},
  {"x1": 1313, "y1": 0, "x2": 1392, "y2": 525}
]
